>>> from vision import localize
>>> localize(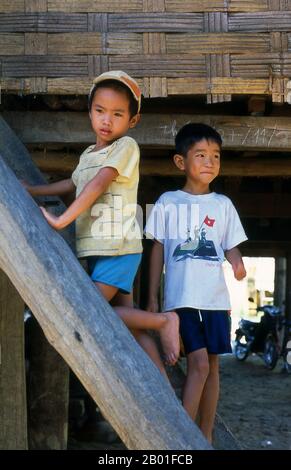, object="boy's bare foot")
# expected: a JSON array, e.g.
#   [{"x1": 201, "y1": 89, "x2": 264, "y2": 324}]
[{"x1": 159, "y1": 311, "x2": 180, "y2": 366}]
